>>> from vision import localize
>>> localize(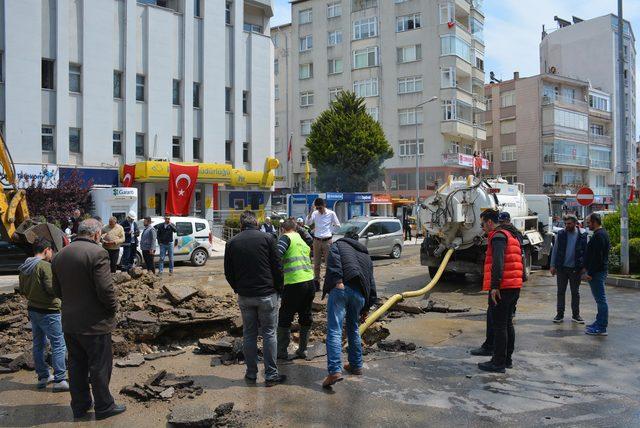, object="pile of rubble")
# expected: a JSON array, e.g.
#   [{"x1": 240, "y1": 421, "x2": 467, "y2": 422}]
[
  {"x1": 120, "y1": 370, "x2": 203, "y2": 402},
  {"x1": 168, "y1": 402, "x2": 248, "y2": 427}
]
